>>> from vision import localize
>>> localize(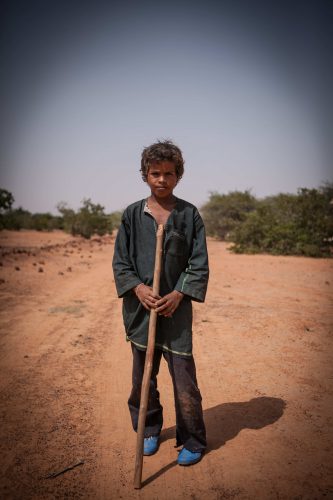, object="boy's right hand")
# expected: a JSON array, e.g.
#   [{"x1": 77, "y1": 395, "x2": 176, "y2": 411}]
[{"x1": 133, "y1": 284, "x2": 161, "y2": 311}]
